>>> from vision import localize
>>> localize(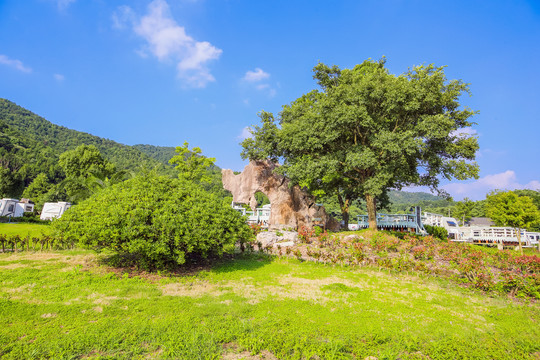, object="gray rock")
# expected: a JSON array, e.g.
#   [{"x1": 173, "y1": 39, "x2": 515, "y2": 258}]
[
  {"x1": 344, "y1": 234, "x2": 364, "y2": 242},
  {"x1": 273, "y1": 241, "x2": 295, "y2": 247},
  {"x1": 256, "y1": 230, "x2": 298, "y2": 246}
]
